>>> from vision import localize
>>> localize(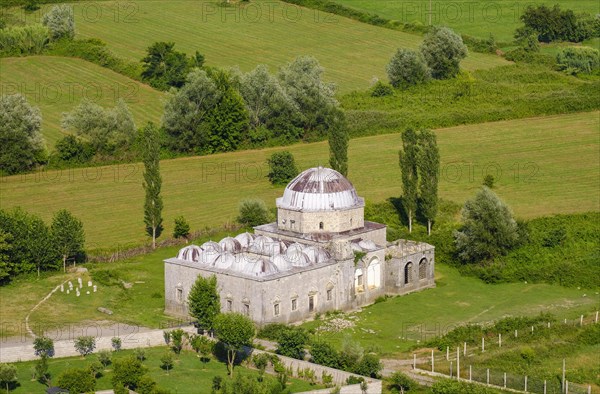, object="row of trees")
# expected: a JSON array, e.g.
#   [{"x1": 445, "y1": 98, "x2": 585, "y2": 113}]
[
  {"x1": 398, "y1": 128, "x2": 440, "y2": 235},
  {"x1": 517, "y1": 4, "x2": 599, "y2": 44},
  {"x1": 0, "y1": 208, "x2": 84, "y2": 283}
]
